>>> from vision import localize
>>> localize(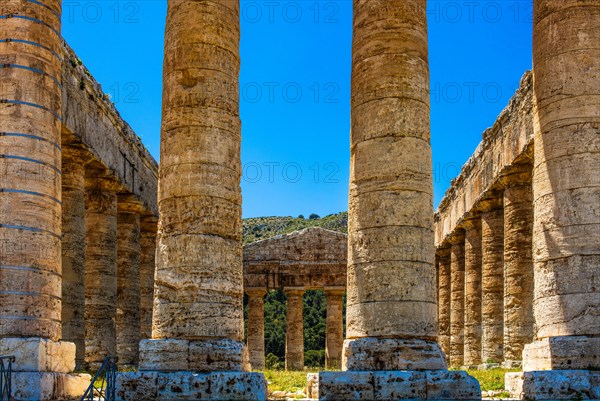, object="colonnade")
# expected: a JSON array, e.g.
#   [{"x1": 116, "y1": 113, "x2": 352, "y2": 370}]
[{"x1": 437, "y1": 165, "x2": 534, "y2": 367}]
